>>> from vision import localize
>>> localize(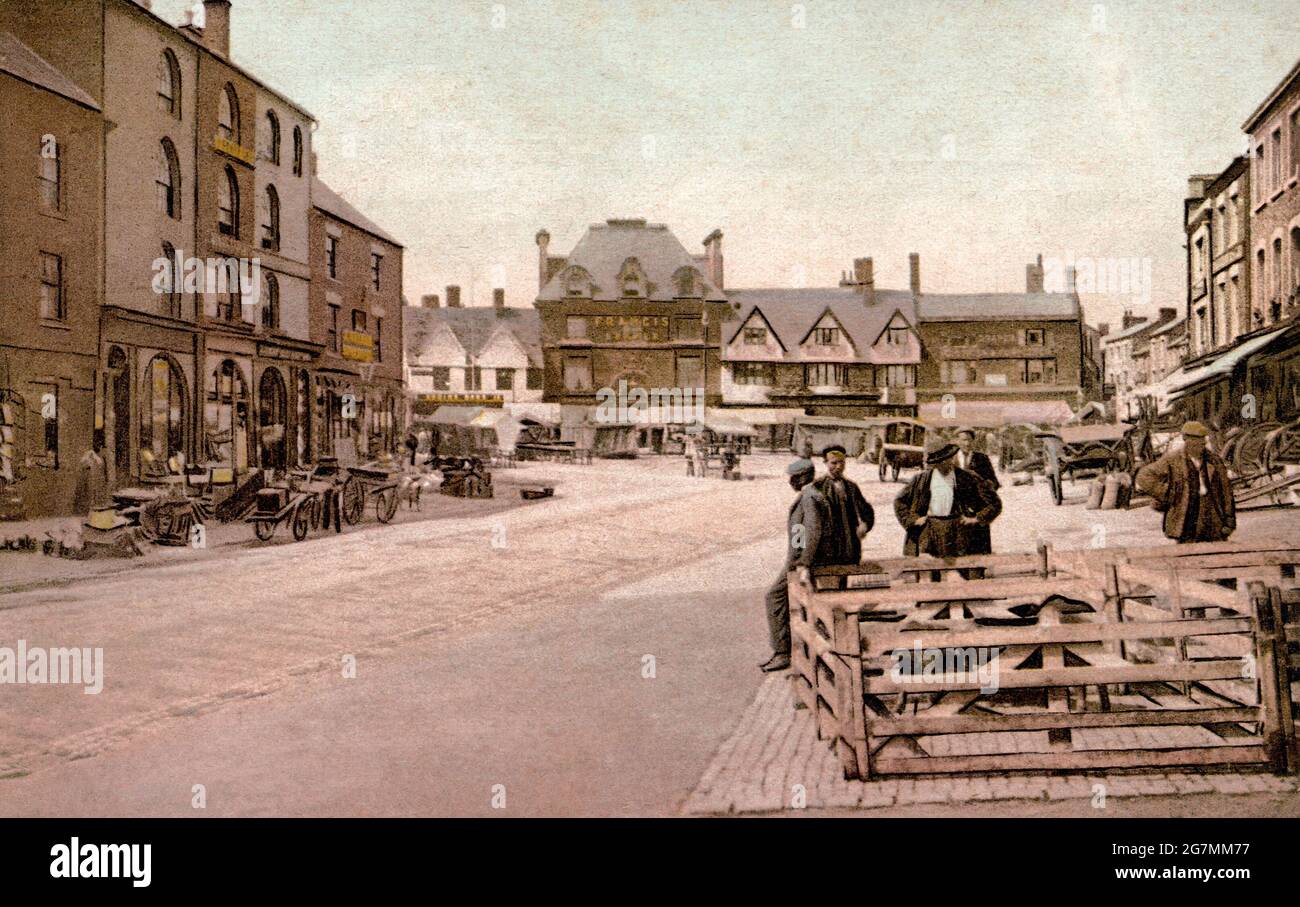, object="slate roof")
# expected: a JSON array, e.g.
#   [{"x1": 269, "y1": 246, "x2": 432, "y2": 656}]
[
  {"x1": 404, "y1": 305, "x2": 542, "y2": 367},
  {"x1": 0, "y1": 31, "x2": 100, "y2": 110},
  {"x1": 313, "y1": 179, "x2": 402, "y2": 247},
  {"x1": 725, "y1": 288, "x2": 918, "y2": 361},
  {"x1": 1103, "y1": 313, "x2": 1174, "y2": 345},
  {"x1": 537, "y1": 219, "x2": 725, "y2": 303},
  {"x1": 918, "y1": 292, "x2": 1080, "y2": 321}
]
